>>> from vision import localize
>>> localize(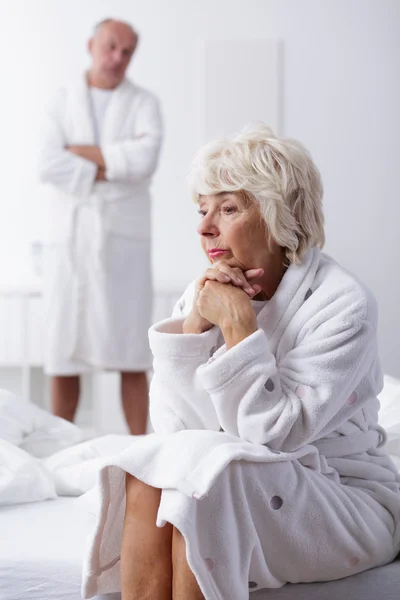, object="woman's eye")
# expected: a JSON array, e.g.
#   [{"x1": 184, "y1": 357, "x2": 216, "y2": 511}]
[
  {"x1": 223, "y1": 205, "x2": 237, "y2": 215},
  {"x1": 197, "y1": 209, "x2": 207, "y2": 218}
]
